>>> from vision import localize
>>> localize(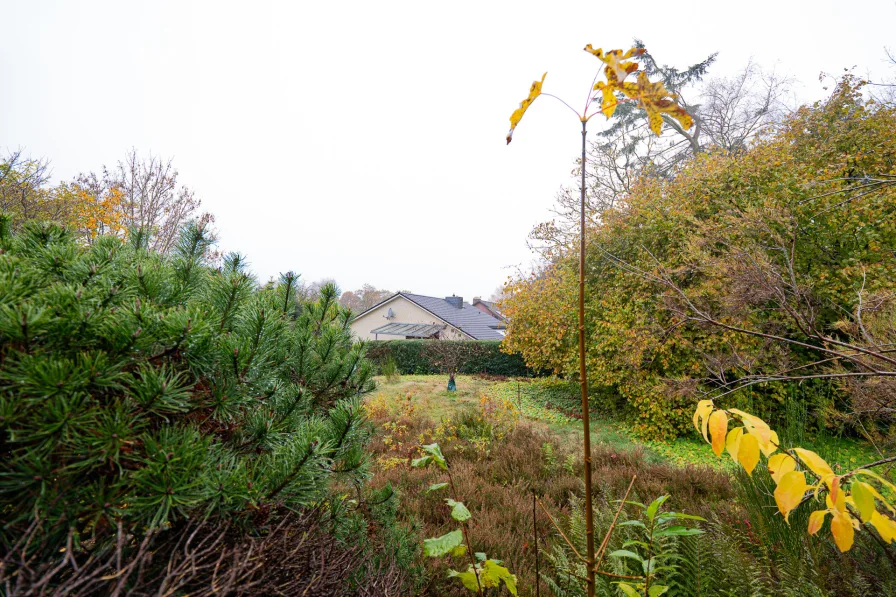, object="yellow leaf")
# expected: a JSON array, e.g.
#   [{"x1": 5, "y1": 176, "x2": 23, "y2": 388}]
[
  {"x1": 624, "y1": 71, "x2": 694, "y2": 135},
  {"x1": 793, "y1": 448, "x2": 834, "y2": 480},
  {"x1": 807, "y1": 509, "x2": 828, "y2": 535},
  {"x1": 768, "y1": 453, "x2": 798, "y2": 484},
  {"x1": 760, "y1": 430, "x2": 778, "y2": 458},
  {"x1": 774, "y1": 471, "x2": 808, "y2": 523},
  {"x1": 693, "y1": 399, "x2": 713, "y2": 441},
  {"x1": 855, "y1": 469, "x2": 896, "y2": 496},
  {"x1": 708, "y1": 409, "x2": 728, "y2": 457},
  {"x1": 851, "y1": 481, "x2": 876, "y2": 523},
  {"x1": 507, "y1": 73, "x2": 547, "y2": 144},
  {"x1": 725, "y1": 427, "x2": 743, "y2": 464},
  {"x1": 738, "y1": 433, "x2": 760, "y2": 476},
  {"x1": 870, "y1": 511, "x2": 896, "y2": 544},
  {"x1": 830, "y1": 509, "x2": 855, "y2": 552},
  {"x1": 728, "y1": 408, "x2": 771, "y2": 448}
]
